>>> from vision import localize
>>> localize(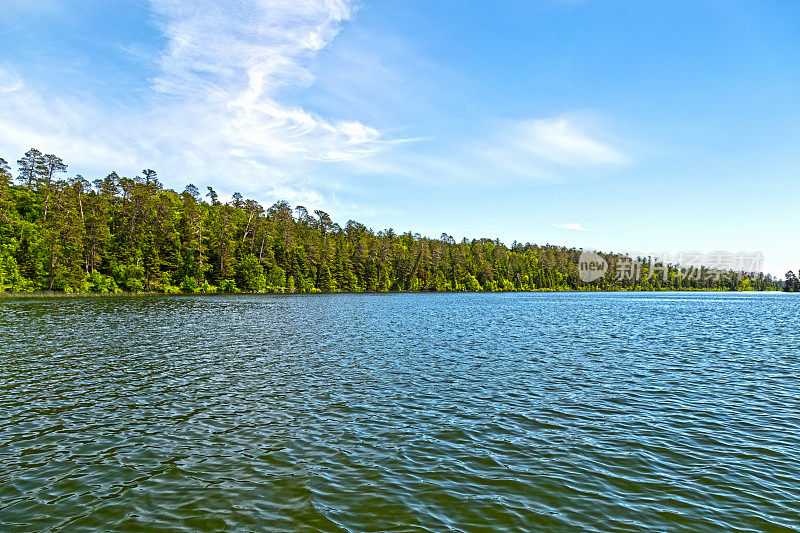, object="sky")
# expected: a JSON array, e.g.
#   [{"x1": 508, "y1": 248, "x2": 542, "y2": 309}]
[{"x1": 1, "y1": 0, "x2": 799, "y2": 275}]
